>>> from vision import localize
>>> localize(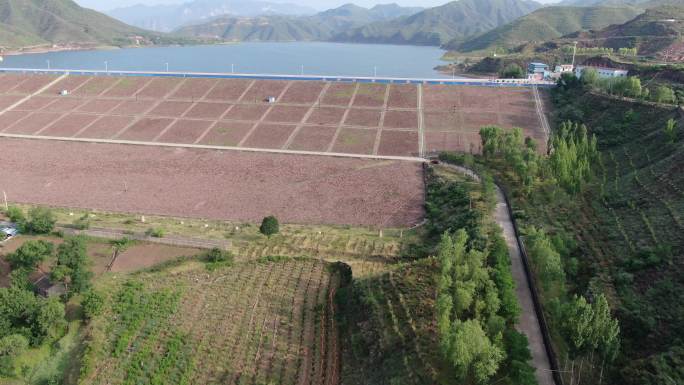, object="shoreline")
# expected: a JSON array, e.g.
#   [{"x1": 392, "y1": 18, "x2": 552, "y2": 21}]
[{"x1": 0, "y1": 43, "x2": 119, "y2": 57}]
